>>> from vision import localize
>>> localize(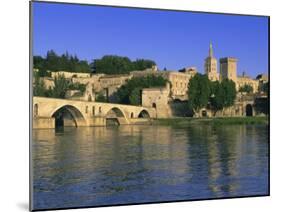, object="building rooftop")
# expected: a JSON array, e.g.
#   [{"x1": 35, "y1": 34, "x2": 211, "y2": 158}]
[{"x1": 219, "y1": 57, "x2": 238, "y2": 62}]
